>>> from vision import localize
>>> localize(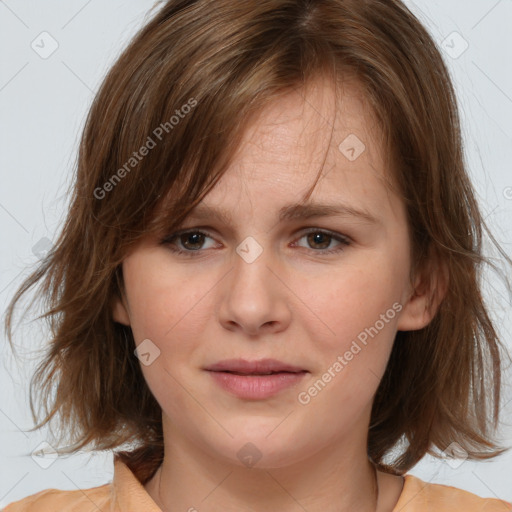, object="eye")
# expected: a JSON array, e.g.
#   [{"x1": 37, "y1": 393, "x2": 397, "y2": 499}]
[
  {"x1": 293, "y1": 228, "x2": 351, "y2": 254},
  {"x1": 160, "y1": 230, "x2": 217, "y2": 255},
  {"x1": 160, "y1": 228, "x2": 351, "y2": 257}
]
